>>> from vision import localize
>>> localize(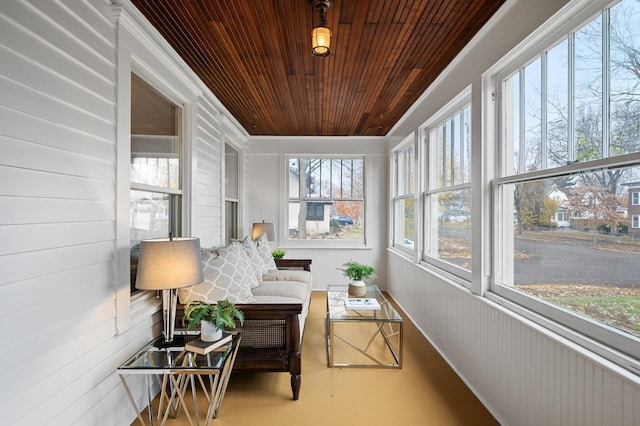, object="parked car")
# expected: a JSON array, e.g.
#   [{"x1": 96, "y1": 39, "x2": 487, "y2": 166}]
[{"x1": 331, "y1": 215, "x2": 353, "y2": 226}]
